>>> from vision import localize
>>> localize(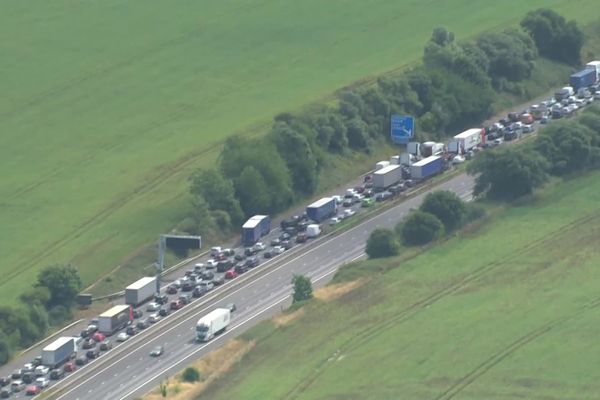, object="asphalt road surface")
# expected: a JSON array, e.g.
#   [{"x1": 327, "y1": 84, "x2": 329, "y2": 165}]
[{"x1": 43, "y1": 173, "x2": 474, "y2": 400}]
